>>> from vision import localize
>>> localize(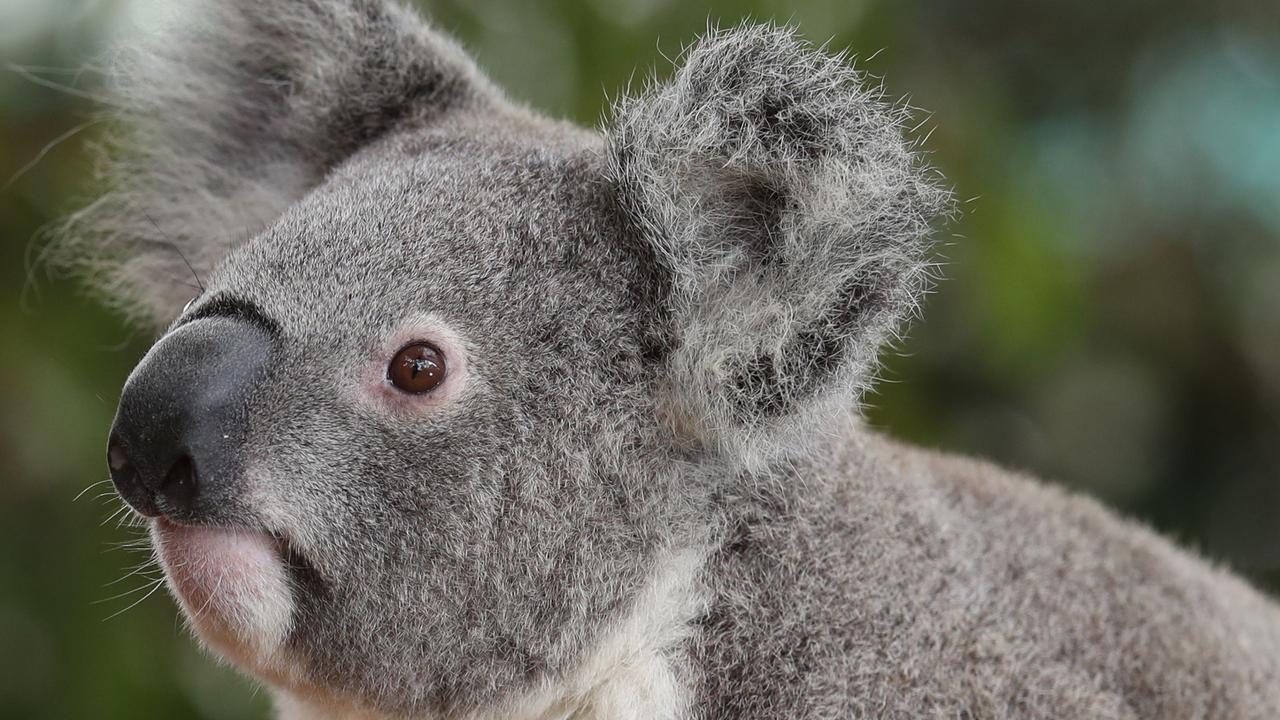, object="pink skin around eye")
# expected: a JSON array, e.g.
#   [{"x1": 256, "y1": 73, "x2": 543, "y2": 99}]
[{"x1": 357, "y1": 317, "x2": 472, "y2": 414}]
